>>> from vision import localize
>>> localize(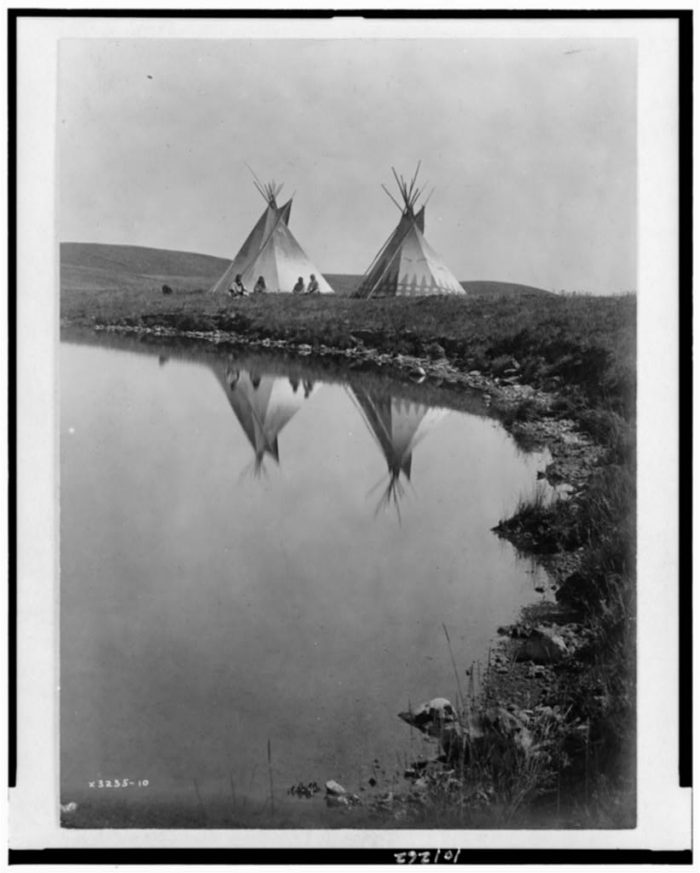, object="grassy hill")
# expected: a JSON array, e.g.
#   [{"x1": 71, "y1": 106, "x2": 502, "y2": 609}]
[
  {"x1": 60, "y1": 243, "x2": 229, "y2": 294},
  {"x1": 60, "y1": 242, "x2": 229, "y2": 276},
  {"x1": 61, "y1": 242, "x2": 552, "y2": 298}
]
